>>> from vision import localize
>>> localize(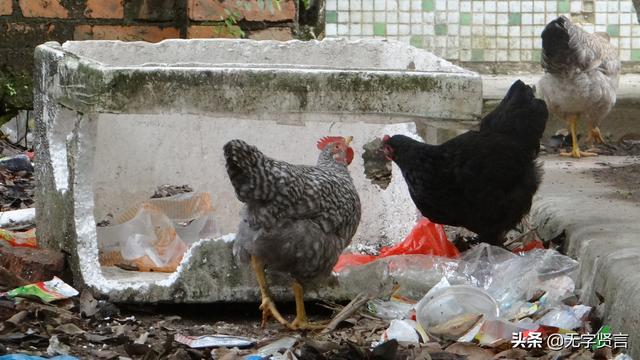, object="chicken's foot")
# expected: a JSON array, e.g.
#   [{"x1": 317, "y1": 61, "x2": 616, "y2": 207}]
[
  {"x1": 289, "y1": 281, "x2": 328, "y2": 330},
  {"x1": 586, "y1": 126, "x2": 606, "y2": 145},
  {"x1": 251, "y1": 256, "x2": 290, "y2": 328},
  {"x1": 560, "y1": 115, "x2": 597, "y2": 158}
]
